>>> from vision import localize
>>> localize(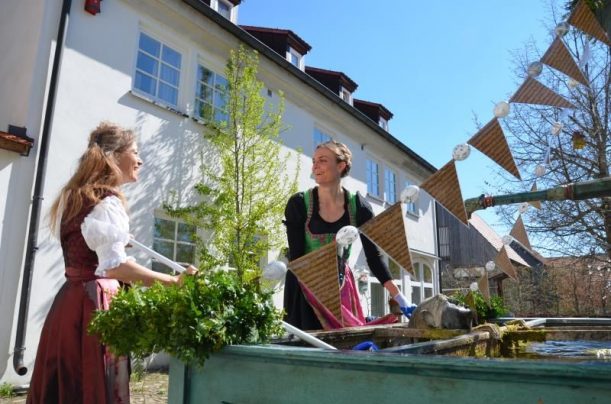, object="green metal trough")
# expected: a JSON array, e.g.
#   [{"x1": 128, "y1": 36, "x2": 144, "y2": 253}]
[{"x1": 168, "y1": 319, "x2": 611, "y2": 404}]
